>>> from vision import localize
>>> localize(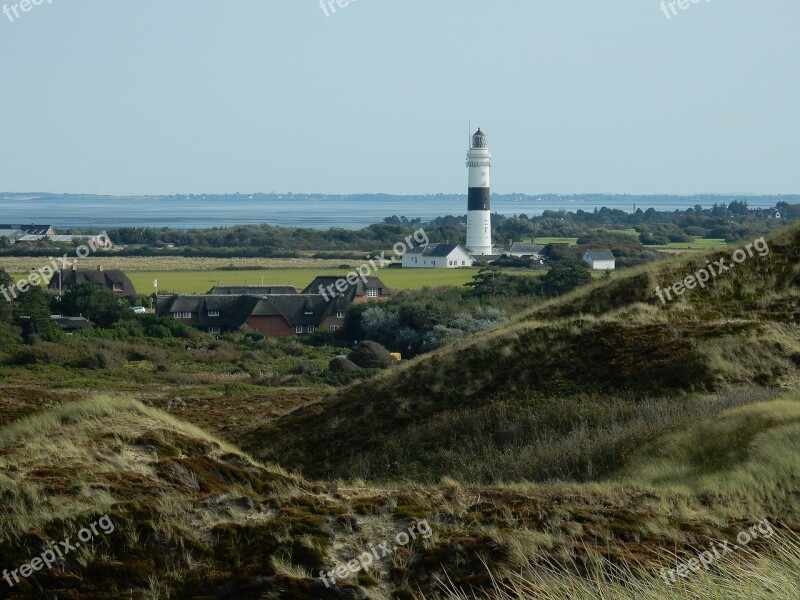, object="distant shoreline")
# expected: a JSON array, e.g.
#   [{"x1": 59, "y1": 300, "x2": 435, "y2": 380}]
[{"x1": 0, "y1": 193, "x2": 795, "y2": 230}]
